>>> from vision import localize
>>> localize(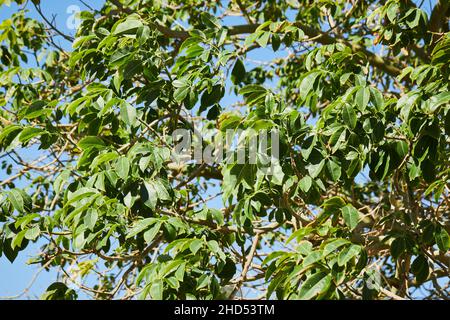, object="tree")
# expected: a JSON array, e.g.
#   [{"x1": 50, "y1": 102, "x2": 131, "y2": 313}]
[{"x1": 0, "y1": 0, "x2": 449, "y2": 300}]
